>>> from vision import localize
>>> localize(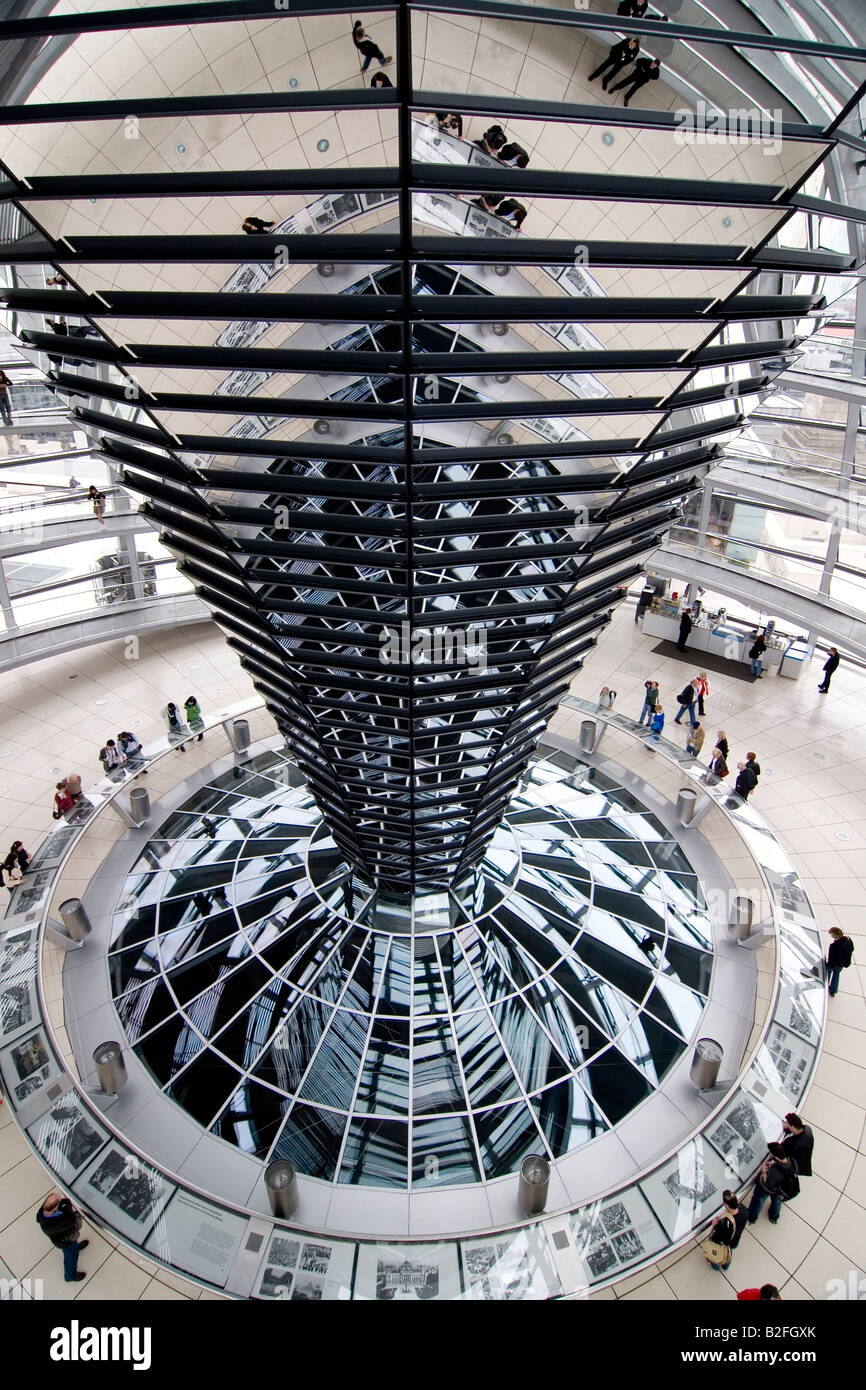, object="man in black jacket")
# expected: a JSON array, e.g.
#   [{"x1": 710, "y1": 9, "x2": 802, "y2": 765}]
[
  {"x1": 609, "y1": 55, "x2": 662, "y2": 106},
  {"x1": 589, "y1": 37, "x2": 640, "y2": 90},
  {"x1": 826, "y1": 926, "x2": 855, "y2": 997},
  {"x1": 618, "y1": 0, "x2": 649, "y2": 15},
  {"x1": 36, "y1": 1192, "x2": 88, "y2": 1281},
  {"x1": 747, "y1": 1144, "x2": 798, "y2": 1225},
  {"x1": 676, "y1": 608, "x2": 692, "y2": 651},
  {"x1": 733, "y1": 761, "x2": 757, "y2": 800},
  {"x1": 781, "y1": 1114, "x2": 813, "y2": 1177},
  {"x1": 818, "y1": 646, "x2": 840, "y2": 692}
]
